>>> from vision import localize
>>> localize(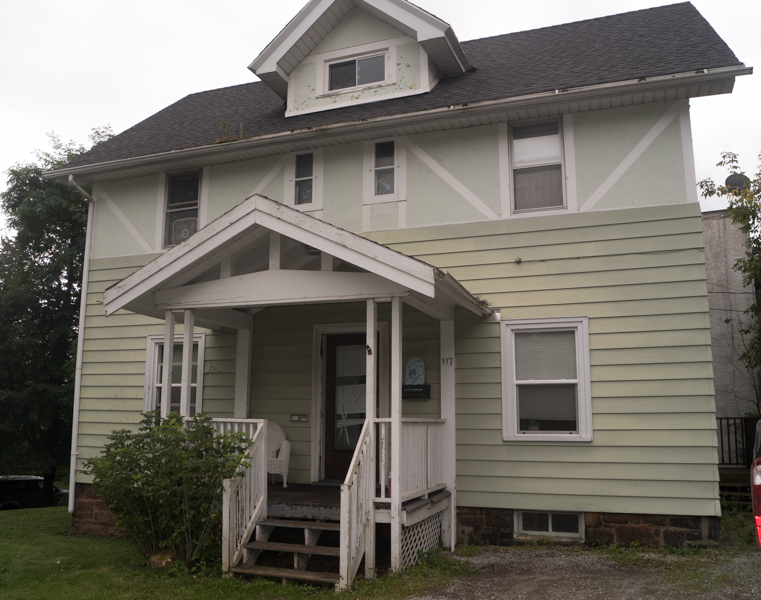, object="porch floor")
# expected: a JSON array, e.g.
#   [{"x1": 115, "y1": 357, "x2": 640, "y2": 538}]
[{"x1": 267, "y1": 483, "x2": 341, "y2": 520}]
